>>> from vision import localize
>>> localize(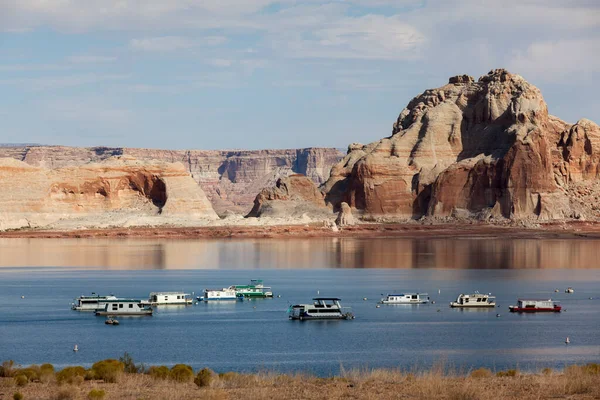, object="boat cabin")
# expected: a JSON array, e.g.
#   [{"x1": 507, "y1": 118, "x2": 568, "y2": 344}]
[
  {"x1": 148, "y1": 292, "x2": 192, "y2": 305},
  {"x1": 95, "y1": 299, "x2": 153, "y2": 316},
  {"x1": 450, "y1": 292, "x2": 496, "y2": 308},
  {"x1": 509, "y1": 299, "x2": 561, "y2": 312},
  {"x1": 289, "y1": 298, "x2": 354, "y2": 320},
  {"x1": 72, "y1": 294, "x2": 118, "y2": 311},
  {"x1": 380, "y1": 293, "x2": 429, "y2": 304}
]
